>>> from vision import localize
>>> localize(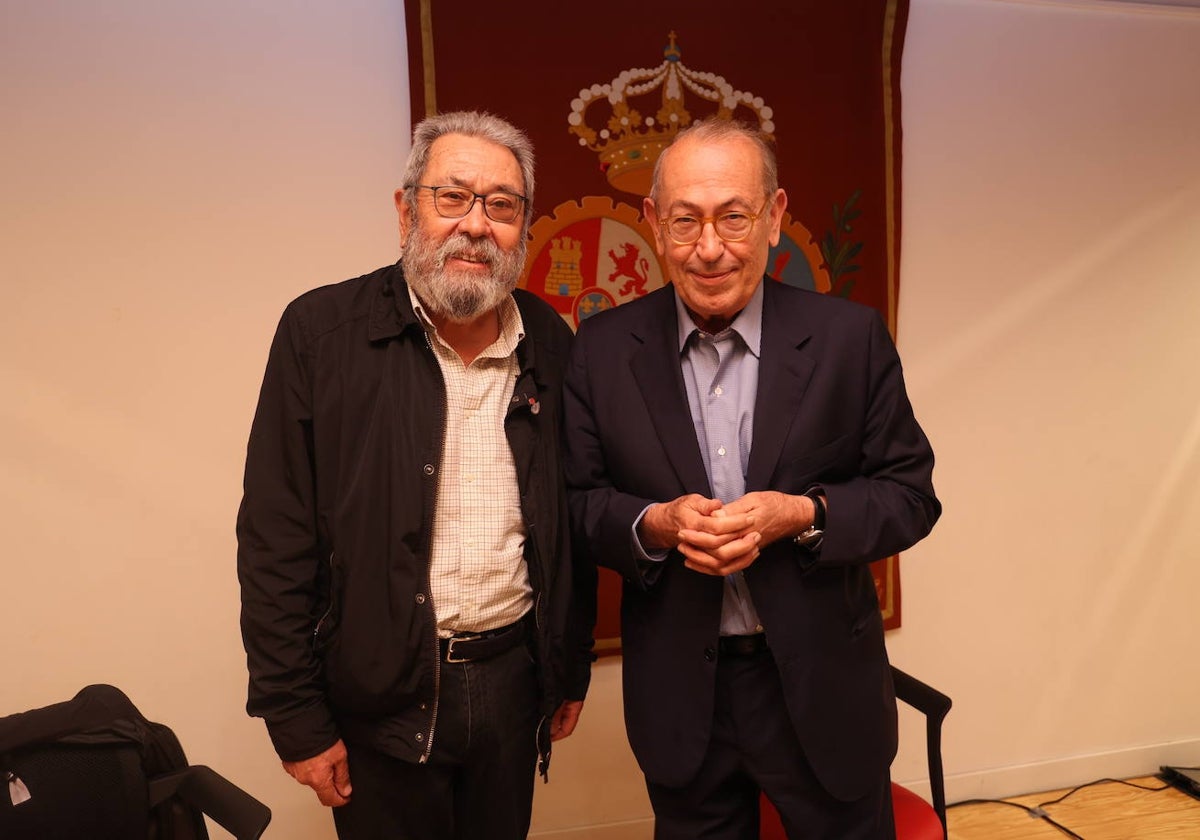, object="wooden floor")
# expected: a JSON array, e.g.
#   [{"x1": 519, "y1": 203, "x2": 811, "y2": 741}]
[{"x1": 946, "y1": 775, "x2": 1200, "y2": 839}]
